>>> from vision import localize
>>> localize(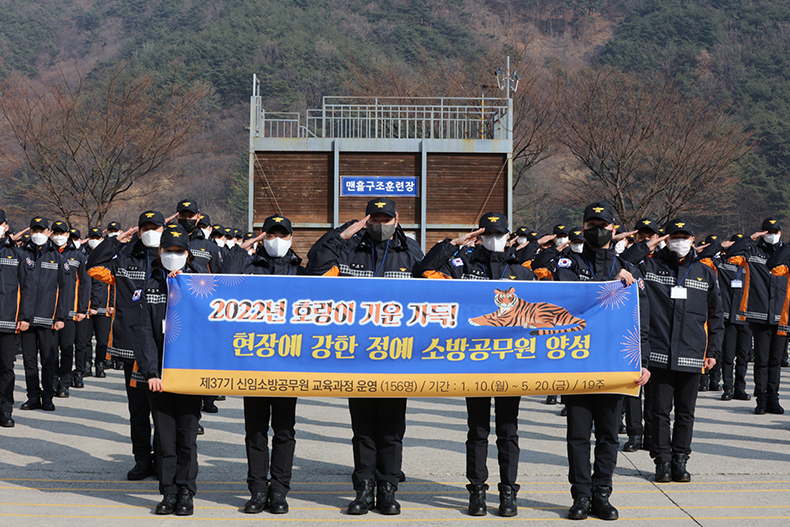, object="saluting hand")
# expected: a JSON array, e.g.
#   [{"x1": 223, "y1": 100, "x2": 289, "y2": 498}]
[
  {"x1": 720, "y1": 240, "x2": 735, "y2": 249},
  {"x1": 751, "y1": 230, "x2": 768, "y2": 241},
  {"x1": 339, "y1": 216, "x2": 370, "y2": 241},
  {"x1": 117, "y1": 226, "x2": 138, "y2": 244},
  {"x1": 165, "y1": 213, "x2": 179, "y2": 224},
  {"x1": 451, "y1": 228, "x2": 486, "y2": 247},
  {"x1": 647, "y1": 234, "x2": 669, "y2": 251},
  {"x1": 536, "y1": 234, "x2": 556, "y2": 246},
  {"x1": 694, "y1": 243, "x2": 710, "y2": 254},
  {"x1": 239, "y1": 231, "x2": 266, "y2": 251},
  {"x1": 613, "y1": 230, "x2": 637, "y2": 242},
  {"x1": 10, "y1": 227, "x2": 30, "y2": 242}
]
